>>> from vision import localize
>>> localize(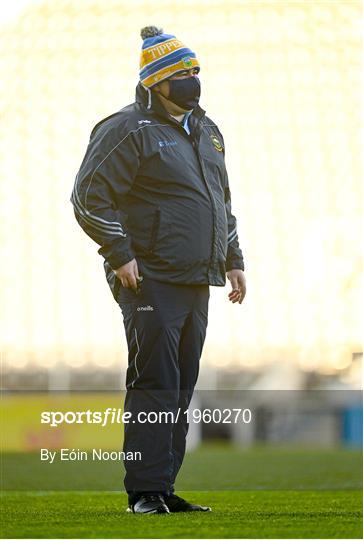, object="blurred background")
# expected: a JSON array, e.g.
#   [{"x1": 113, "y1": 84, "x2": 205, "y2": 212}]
[
  {"x1": 1, "y1": 1, "x2": 362, "y2": 396},
  {"x1": 1, "y1": 1, "x2": 362, "y2": 477}
]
